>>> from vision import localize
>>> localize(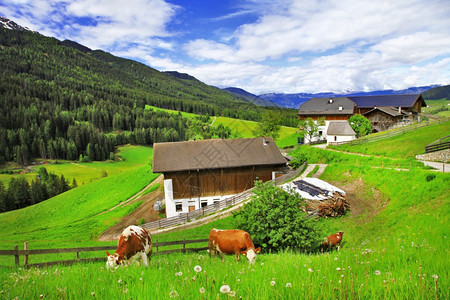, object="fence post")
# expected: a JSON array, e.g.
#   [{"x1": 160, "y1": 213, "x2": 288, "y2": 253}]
[
  {"x1": 24, "y1": 242, "x2": 28, "y2": 267},
  {"x1": 14, "y1": 245, "x2": 19, "y2": 267},
  {"x1": 182, "y1": 238, "x2": 186, "y2": 253},
  {"x1": 156, "y1": 238, "x2": 159, "y2": 253}
]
